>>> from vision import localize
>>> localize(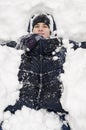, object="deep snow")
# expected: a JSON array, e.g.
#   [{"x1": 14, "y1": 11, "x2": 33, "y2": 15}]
[{"x1": 0, "y1": 0, "x2": 86, "y2": 130}]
